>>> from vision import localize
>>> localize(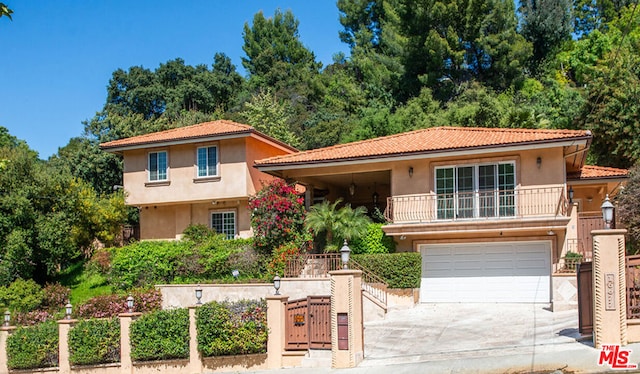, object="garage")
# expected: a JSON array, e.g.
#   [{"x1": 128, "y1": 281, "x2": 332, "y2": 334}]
[{"x1": 419, "y1": 241, "x2": 551, "y2": 303}]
